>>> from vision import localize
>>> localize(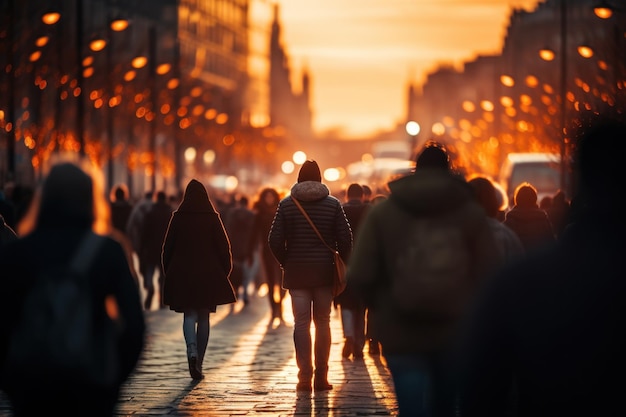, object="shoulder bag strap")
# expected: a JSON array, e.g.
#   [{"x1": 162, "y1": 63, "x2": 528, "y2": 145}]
[{"x1": 292, "y1": 196, "x2": 336, "y2": 254}]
